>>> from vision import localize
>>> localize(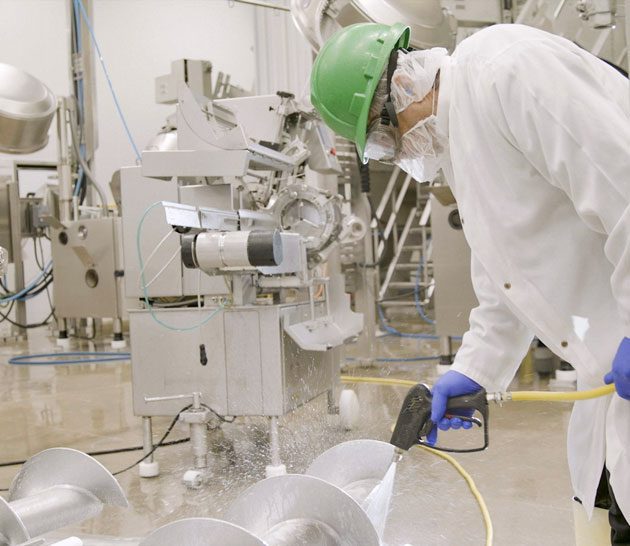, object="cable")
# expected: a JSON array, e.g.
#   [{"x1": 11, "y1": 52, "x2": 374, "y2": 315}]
[
  {"x1": 340, "y1": 375, "x2": 617, "y2": 402},
  {"x1": 112, "y1": 405, "x2": 191, "y2": 476},
  {"x1": 0, "y1": 305, "x2": 55, "y2": 329},
  {"x1": 510, "y1": 384, "x2": 615, "y2": 402},
  {"x1": 9, "y1": 352, "x2": 131, "y2": 366},
  {"x1": 0, "y1": 262, "x2": 53, "y2": 303},
  {"x1": 376, "y1": 304, "x2": 438, "y2": 340},
  {"x1": 74, "y1": 0, "x2": 141, "y2": 161},
  {"x1": 0, "y1": 438, "x2": 190, "y2": 469},
  {"x1": 138, "y1": 229, "x2": 175, "y2": 282},
  {"x1": 68, "y1": 110, "x2": 108, "y2": 210},
  {"x1": 144, "y1": 245, "x2": 181, "y2": 288},
  {"x1": 137, "y1": 202, "x2": 224, "y2": 332},
  {"x1": 417, "y1": 444, "x2": 494, "y2": 546}
]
